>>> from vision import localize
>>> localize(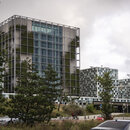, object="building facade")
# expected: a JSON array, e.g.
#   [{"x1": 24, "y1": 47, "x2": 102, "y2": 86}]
[
  {"x1": 80, "y1": 67, "x2": 118, "y2": 97},
  {"x1": 0, "y1": 15, "x2": 80, "y2": 95},
  {"x1": 80, "y1": 67, "x2": 130, "y2": 104},
  {"x1": 113, "y1": 79, "x2": 130, "y2": 102}
]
